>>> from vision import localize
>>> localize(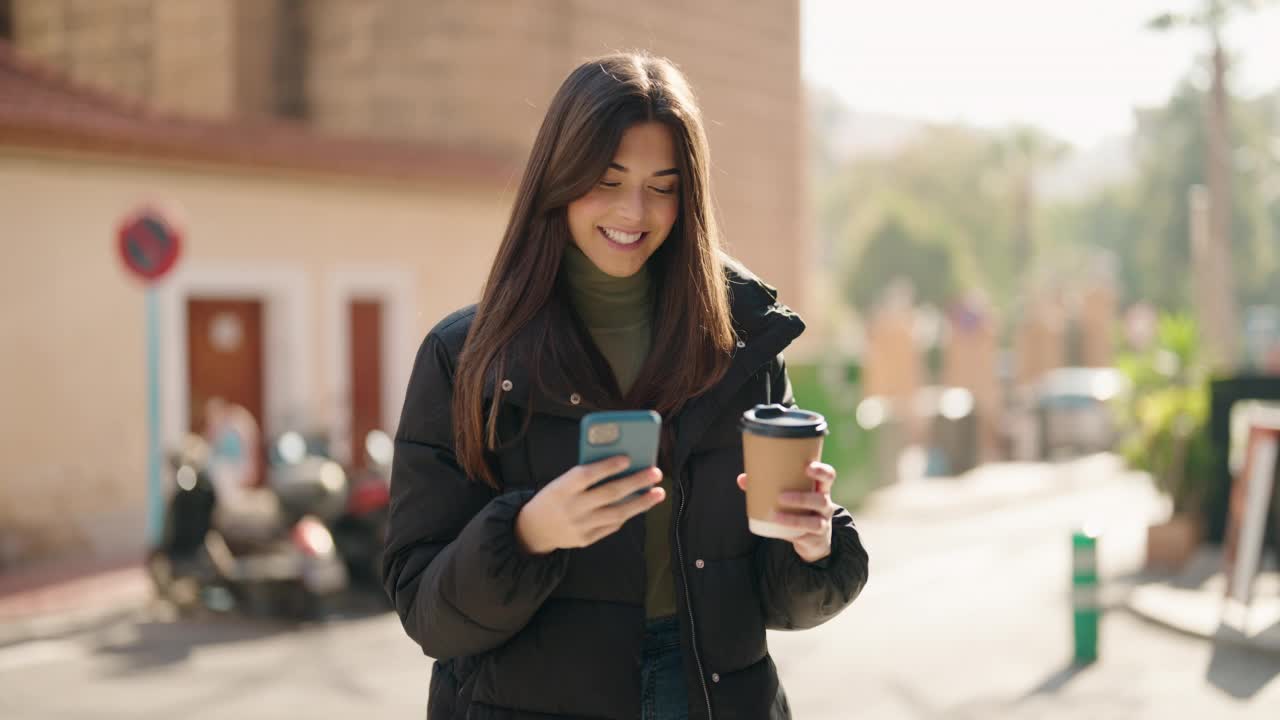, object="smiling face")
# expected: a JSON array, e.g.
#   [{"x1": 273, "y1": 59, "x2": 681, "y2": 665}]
[{"x1": 566, "y1": 121, "x2": 681, "y2": 278}]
